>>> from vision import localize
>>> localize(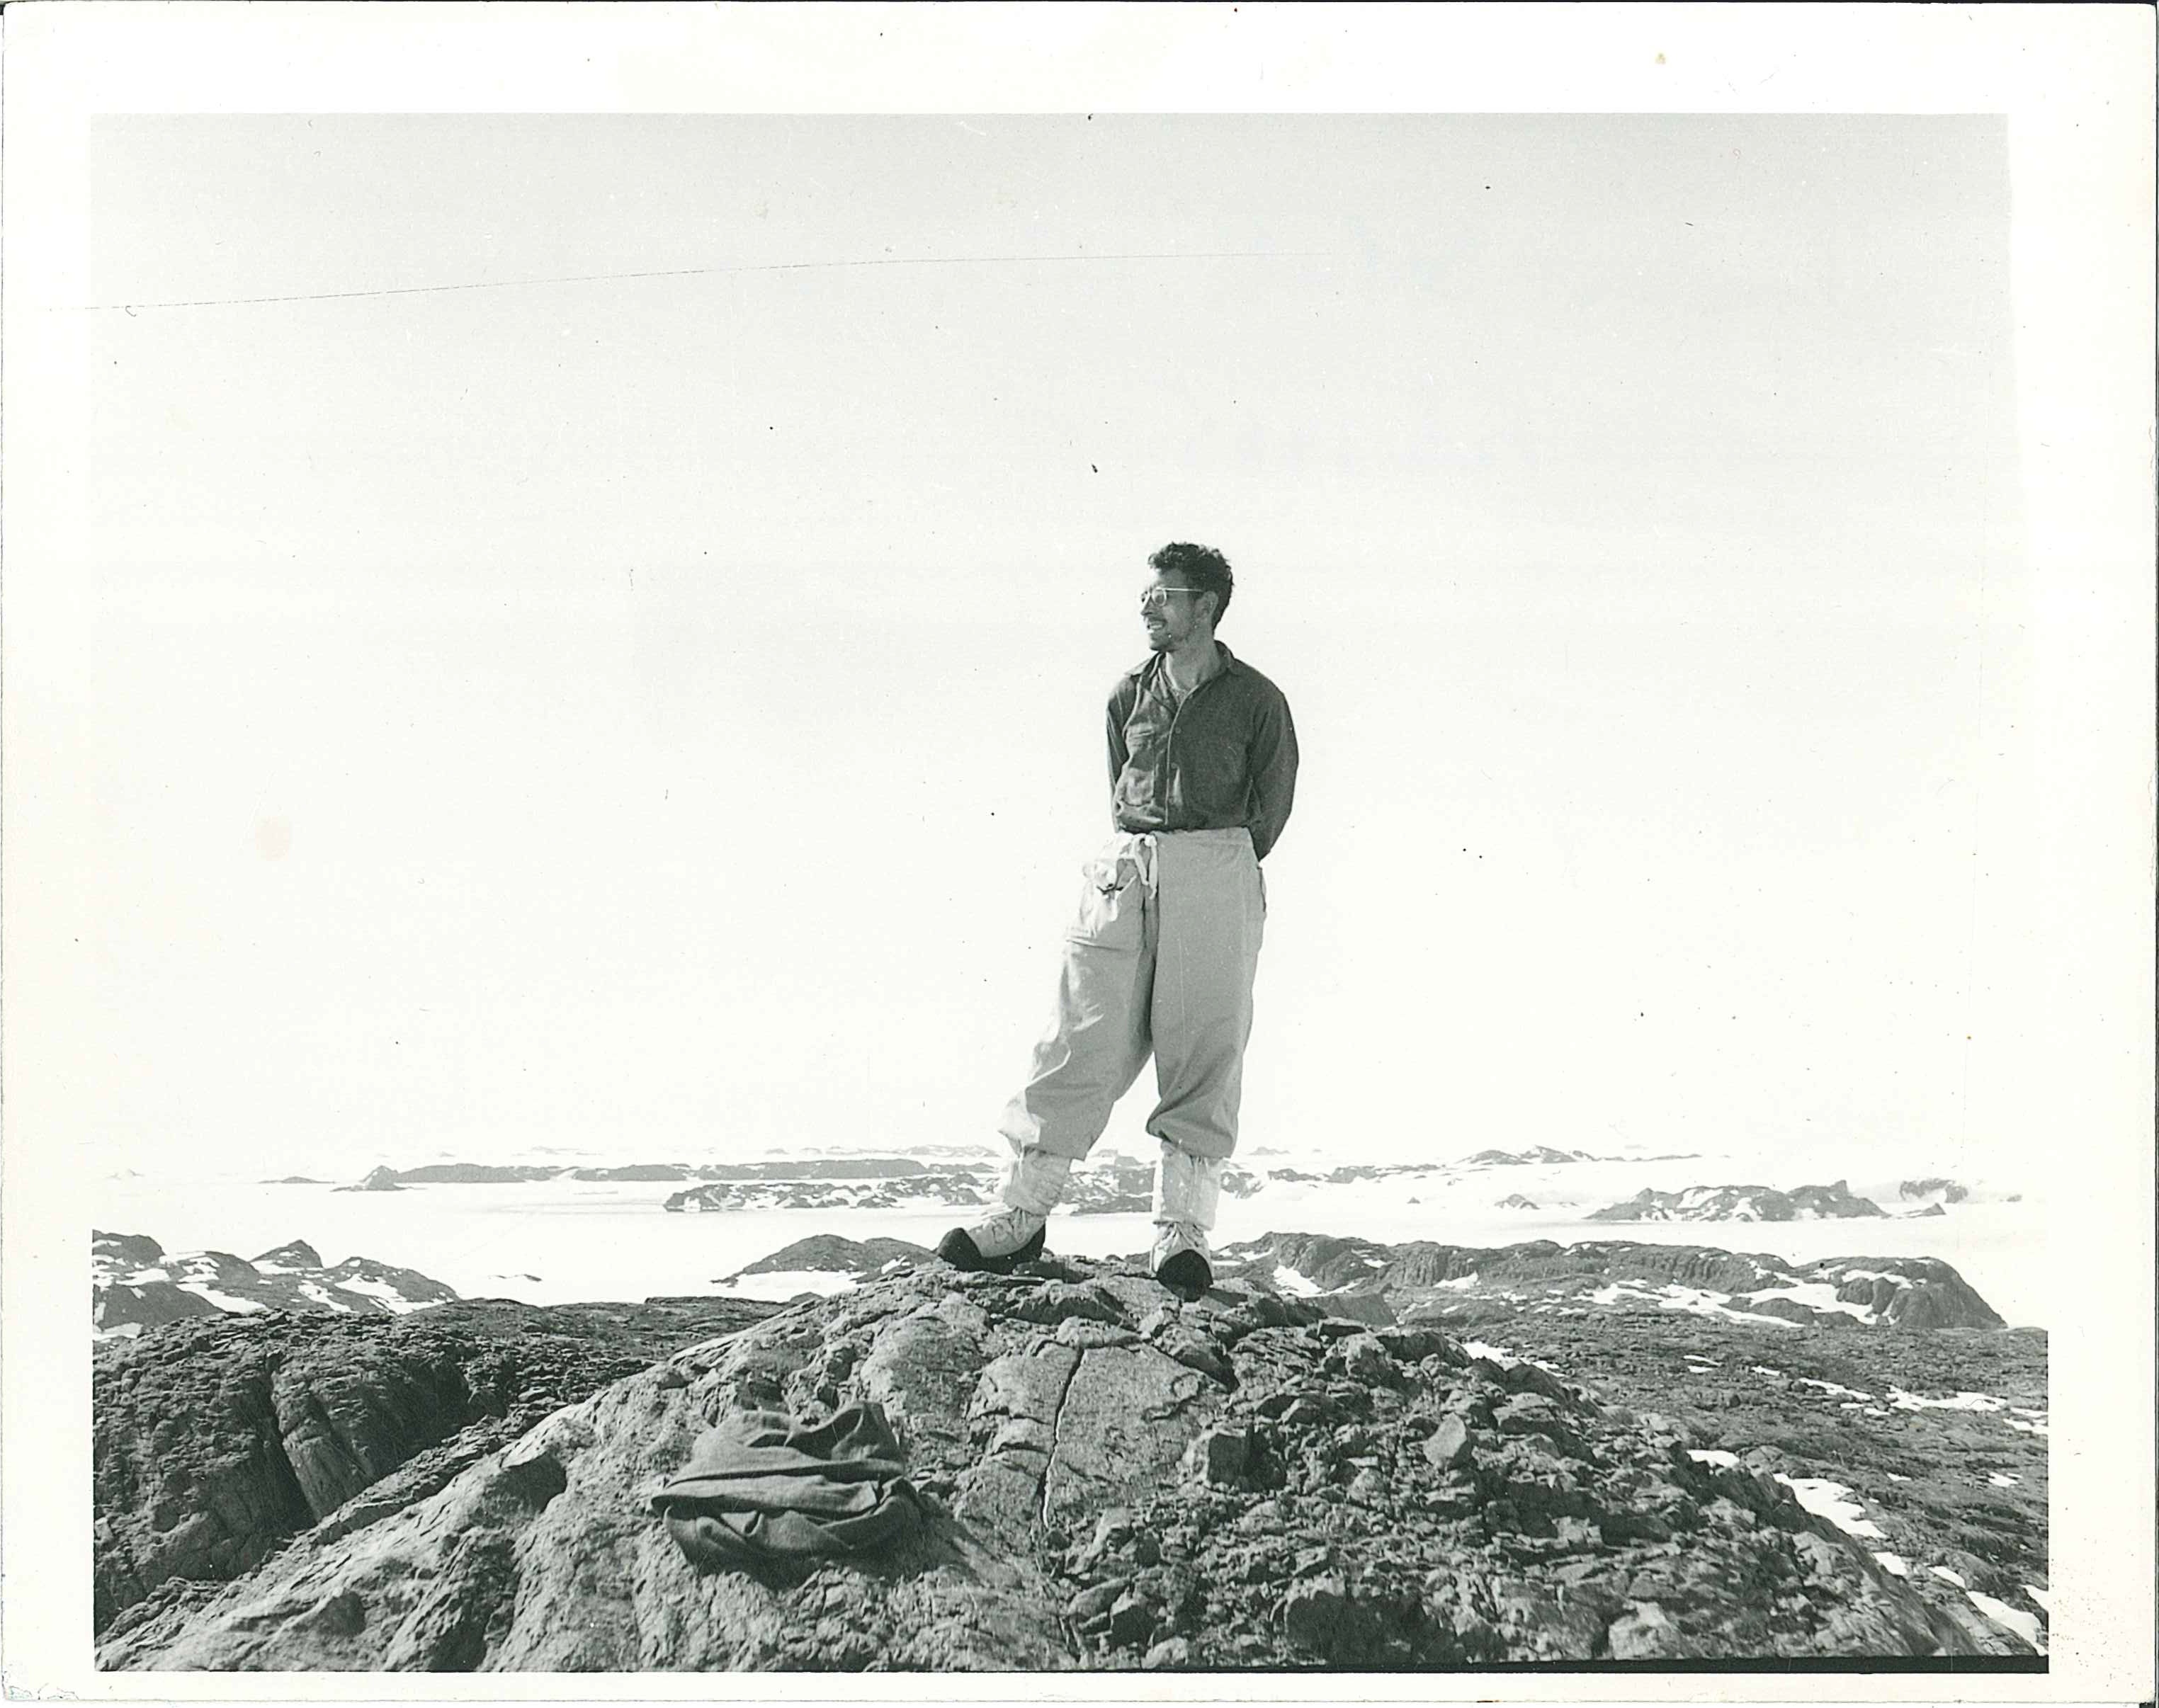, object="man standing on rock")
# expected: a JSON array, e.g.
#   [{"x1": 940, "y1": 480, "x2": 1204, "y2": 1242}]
[{"x1": 939, "y1": 542, "x2": 1298, "y2": 1300}]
